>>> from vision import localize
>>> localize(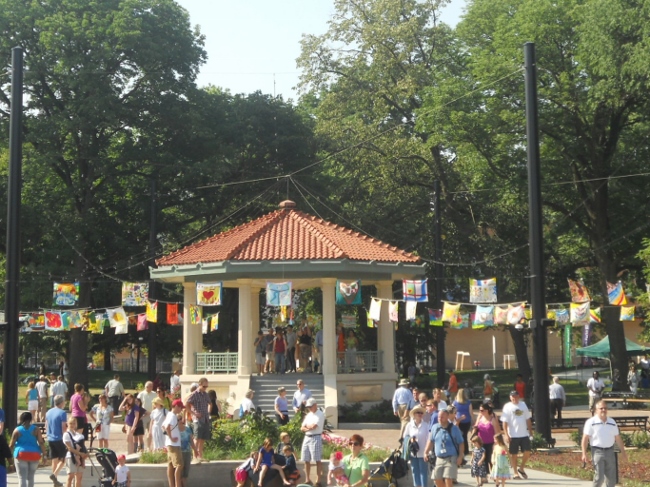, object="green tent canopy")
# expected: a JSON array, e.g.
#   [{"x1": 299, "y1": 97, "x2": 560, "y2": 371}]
[{"x1": 576, "y1": 335, "x2": 648, "y2": 359}]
